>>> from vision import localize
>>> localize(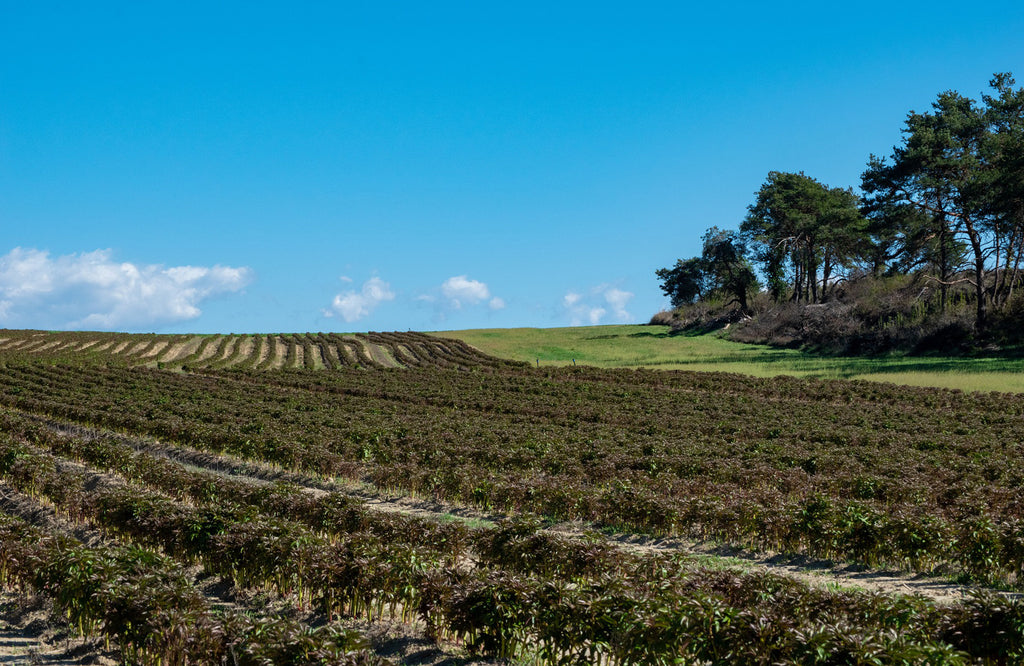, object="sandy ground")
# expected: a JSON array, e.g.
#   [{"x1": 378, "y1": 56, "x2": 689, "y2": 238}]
[
  {"x1": 234, "y1": 336, "x2": 256, "y2": 367},
  {"x1": 363, "y1": 341, "x2": 400, "y2": 368},
  {"x1": 0, "y1": 592, "x2": 120, "y2": 666},
  {"x1": 11, "y1": 339, "x2": 46, "y2": 353},
  {"x1": 141, "y1": 340, "x2": 170, "y2": 359},
  {"x1": 193, "y1": 337, "x2": 224, "y2": 365},
  {"x1": 158, "y1": 336, "x2": 202, "y2": 363},
  {"x1": 122, "y1": 341, "x2": 150, "y2": 356},
  {"x1": 270, "y1": 336, "x2": 289, "y2": 369},
  {"x1": 256, "y1": 336, "x2": 273, "y2": 368},
  {"x1": 49, "y1": 340, "x2": 82, "y2": 353},
  {"x1": 215, "y1": 338, "x2": 240, "y2": 362},
  {"x1": 87, "y1": 341, "x2": 115, "y2": 354},
  {"x1": 336, "y1": 340, "x2": 360, "y2": 366}
]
